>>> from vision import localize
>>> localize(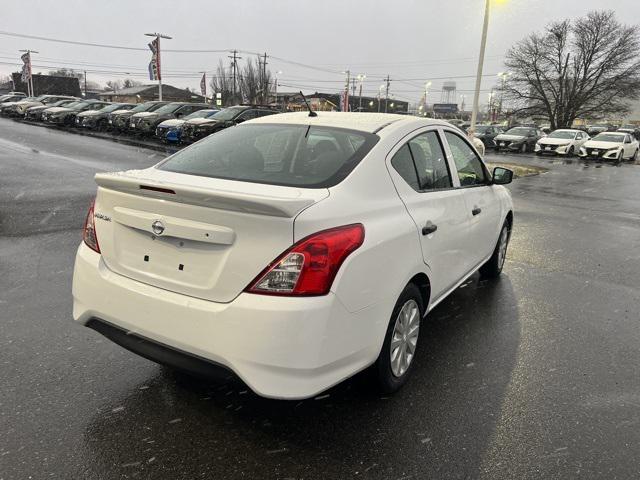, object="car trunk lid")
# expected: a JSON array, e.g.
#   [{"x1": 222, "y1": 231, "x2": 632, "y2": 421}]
[{"x1": 93, "y1": 168, "x2": 328, "y2": 303}]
